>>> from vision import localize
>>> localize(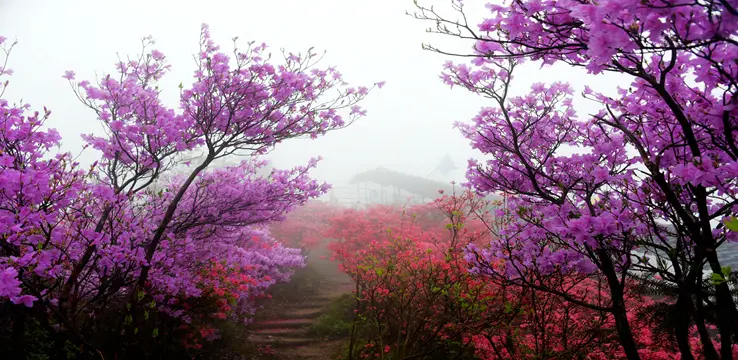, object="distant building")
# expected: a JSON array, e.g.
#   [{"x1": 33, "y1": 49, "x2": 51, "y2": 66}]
[
  {"x1": 326, "y1": 167, "x2": 458, "y2": 207},
  {"x1": 426, "y1": 154, "x2": 460, "y2": 183}
]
